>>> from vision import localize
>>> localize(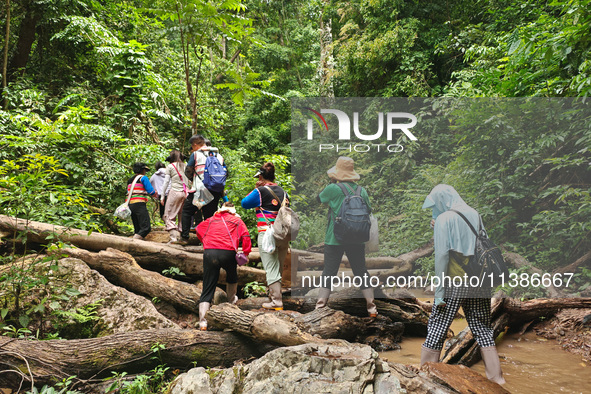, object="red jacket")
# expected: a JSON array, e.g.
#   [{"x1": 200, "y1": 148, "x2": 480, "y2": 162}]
[{"x1": 196, "y1": 212, "x2": 252, "y2": 255}]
